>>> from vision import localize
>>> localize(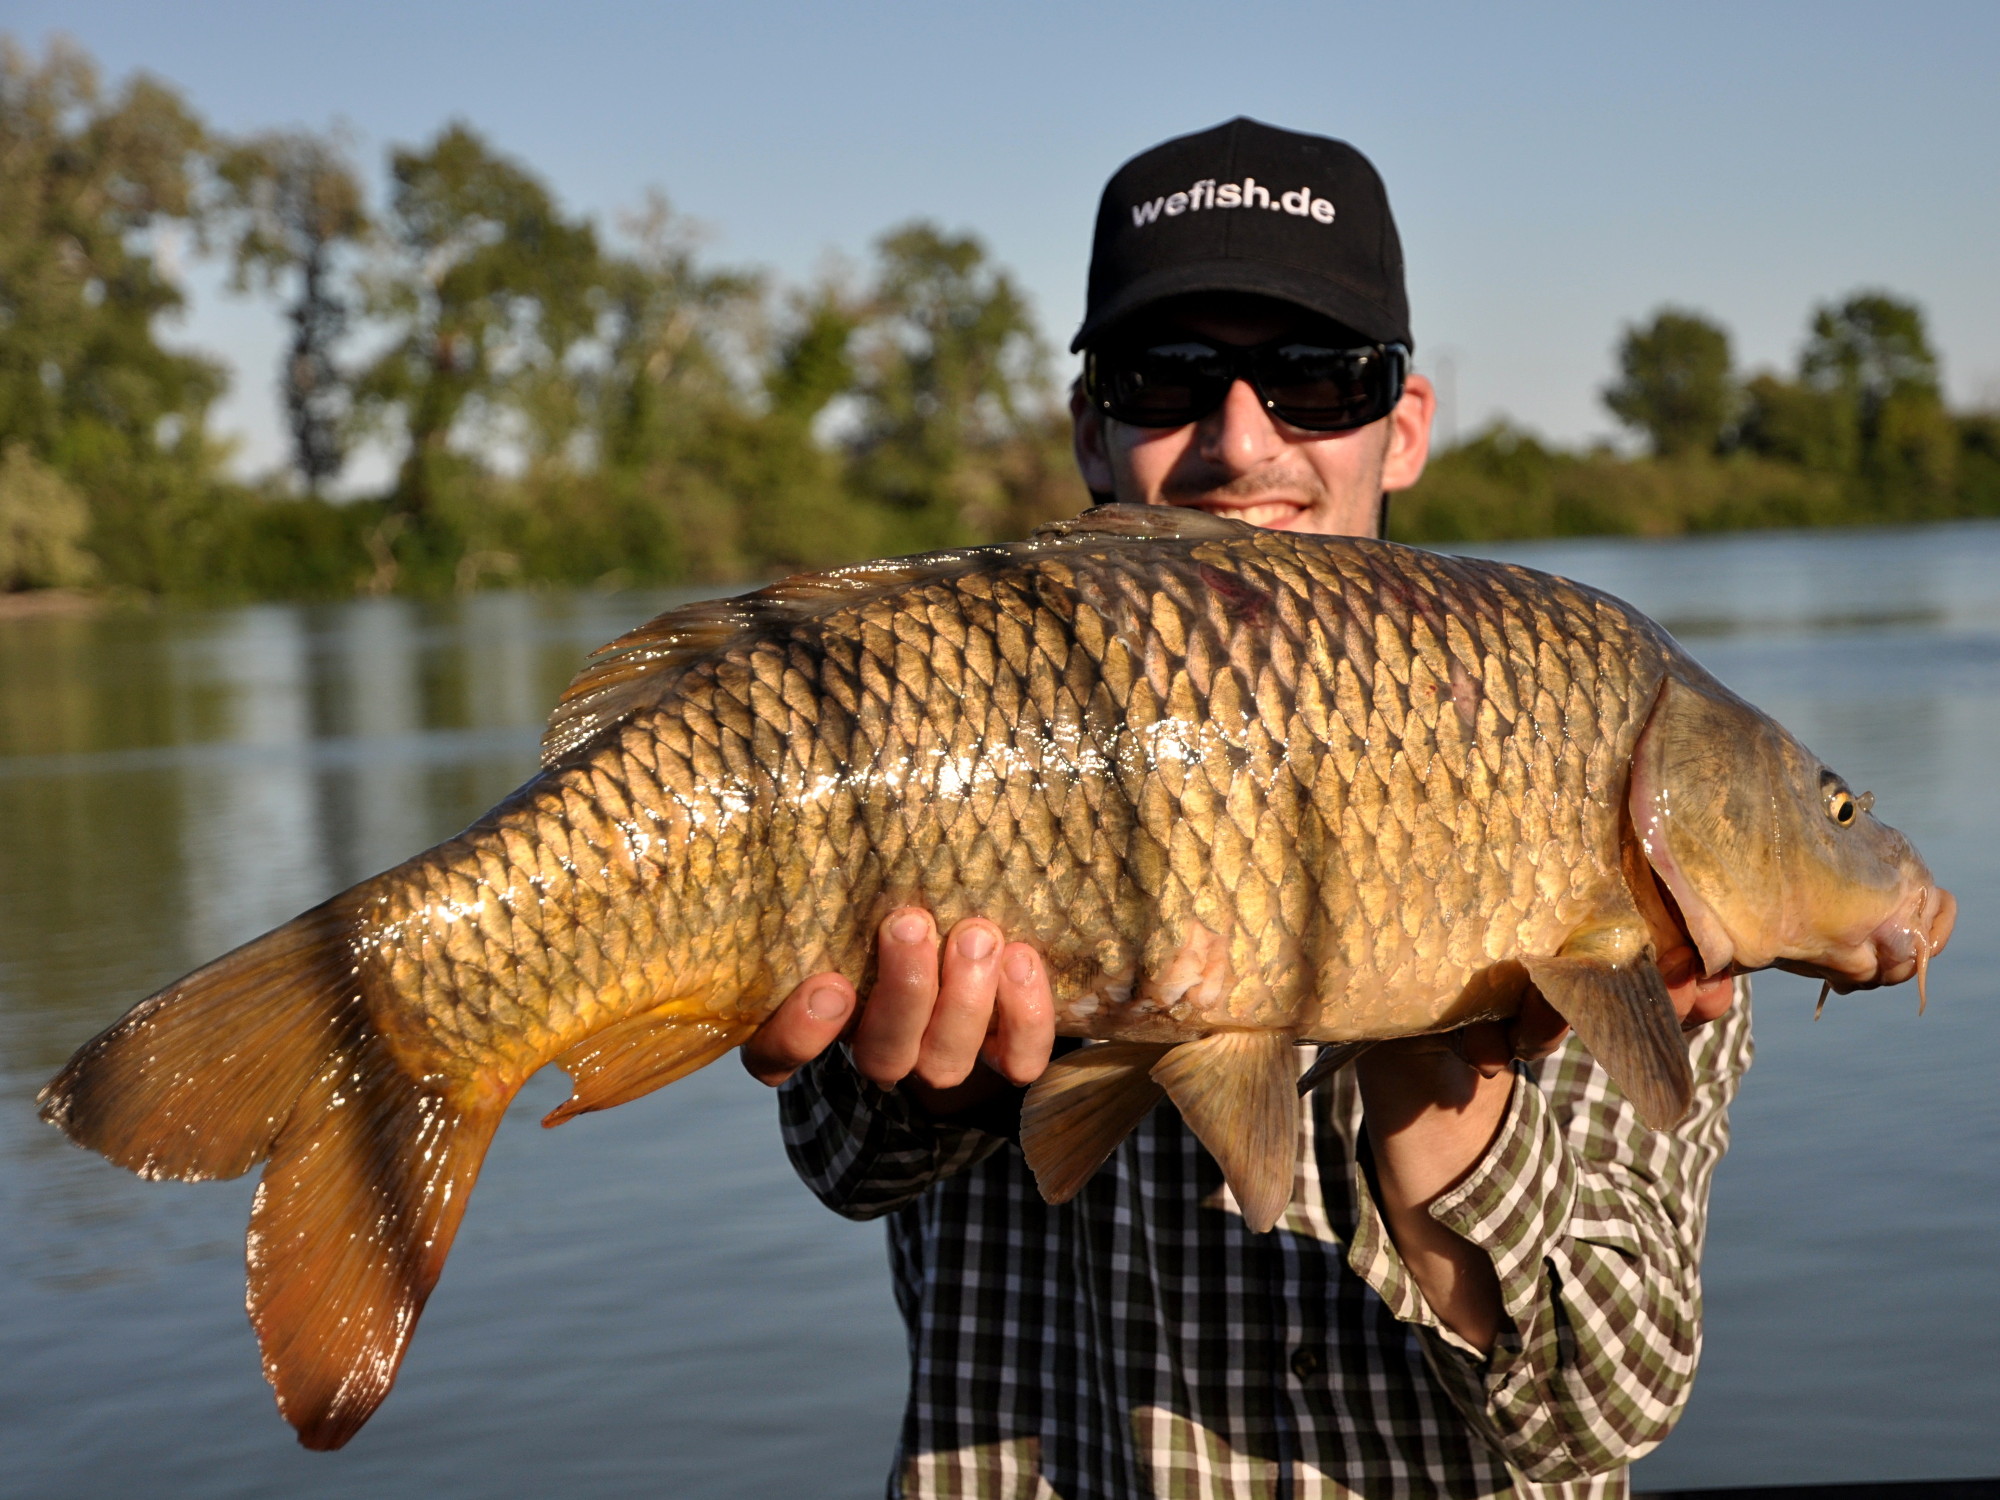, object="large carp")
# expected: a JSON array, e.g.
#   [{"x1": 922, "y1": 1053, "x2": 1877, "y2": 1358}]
[{"x1": 41, "y1": 506, "x2": 1951, "y2": 1449}]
